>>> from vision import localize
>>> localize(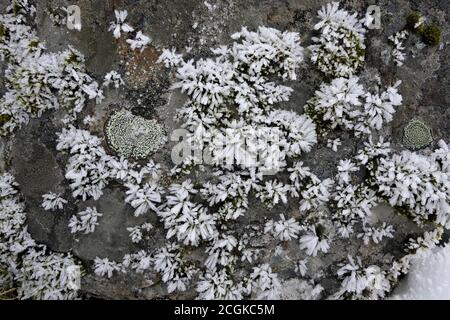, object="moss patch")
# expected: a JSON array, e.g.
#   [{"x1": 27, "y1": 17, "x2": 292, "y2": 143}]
[
  {"x1": 406, "y1": 11, "x2": 423, "y2": 32},
  {"x1": 421, "y1": 24, "x2": 442, "y2": 46}
]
